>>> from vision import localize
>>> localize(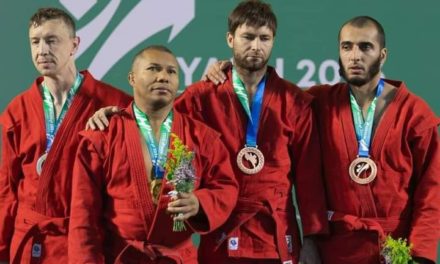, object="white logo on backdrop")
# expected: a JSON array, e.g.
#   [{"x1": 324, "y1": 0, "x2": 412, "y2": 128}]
[{"x1": 60, "y1": 0, "x2": 195, "y2": 79}]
